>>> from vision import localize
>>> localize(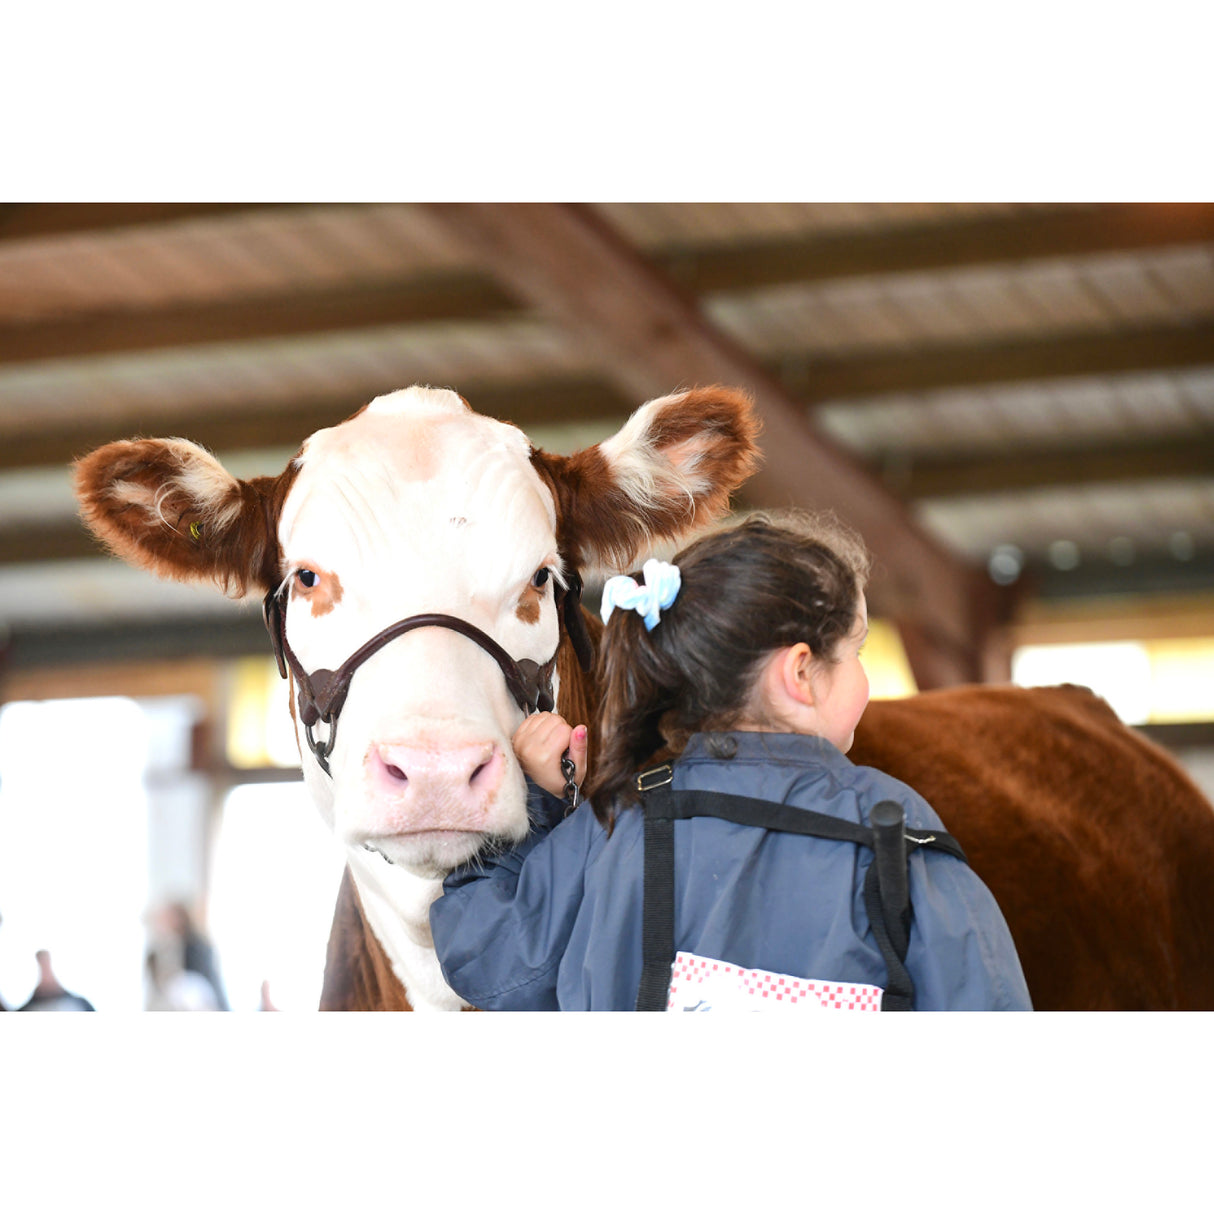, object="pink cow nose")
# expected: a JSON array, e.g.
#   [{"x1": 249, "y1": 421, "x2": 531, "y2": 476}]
[{"x1": 366, "y1": 739, "x2": 505, "y2": 829}]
